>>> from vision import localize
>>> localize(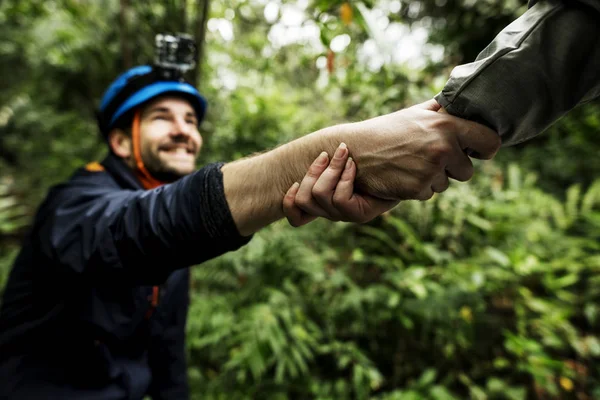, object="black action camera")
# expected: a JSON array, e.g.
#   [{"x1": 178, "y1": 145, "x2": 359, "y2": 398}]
[{"x1": 154, "y1": 33, "x2": 197, "y2": 80}]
